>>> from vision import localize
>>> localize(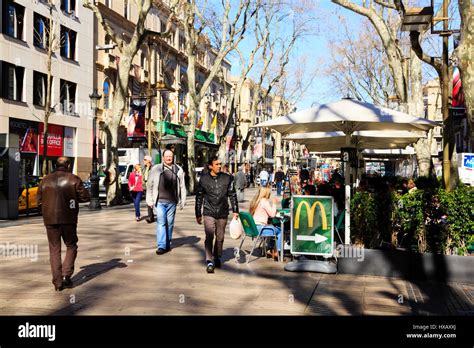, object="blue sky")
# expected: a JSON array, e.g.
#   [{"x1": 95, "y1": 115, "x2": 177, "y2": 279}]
[
  {"x1": 228, "y1": 0, "x2": 365, "y2": 111},
  {"x1": 228, "y1": 0, "x2": 460, "y2": 112}
]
